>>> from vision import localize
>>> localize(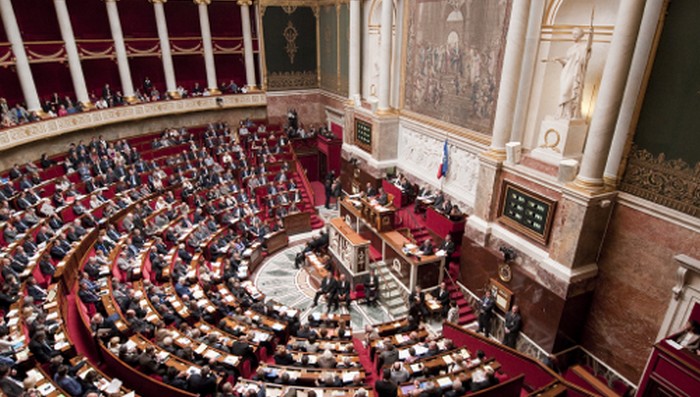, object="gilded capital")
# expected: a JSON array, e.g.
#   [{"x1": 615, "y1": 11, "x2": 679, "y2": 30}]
[
  {"x1": 102, "y1": 0, "x2": 120, "y2": 3},
  {"x1": 149, "y1": 0, "x2": 167, "y2": 4},
  {"x1": 237, "y1": 0, "x2": 253, "y2": 6},
  {"x1": 193, "y1": 0, "x2": 211, "y2": 5}
]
